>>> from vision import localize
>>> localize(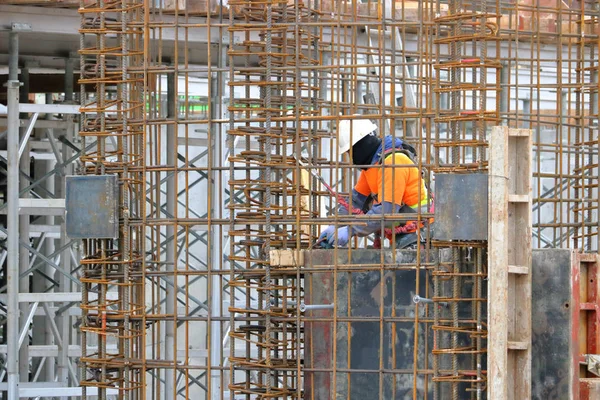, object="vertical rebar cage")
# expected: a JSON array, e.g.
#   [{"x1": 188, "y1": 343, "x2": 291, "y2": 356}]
[
  {"x1": 78, "y1": 0, "x2": 146, "y2": 397},
  {"x1": 227, "y1": 1, "x2": 323, "y2": 397},
  {"x1": 71, "y1": 0, "x2": 600, "y2": 399}
]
